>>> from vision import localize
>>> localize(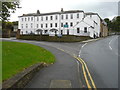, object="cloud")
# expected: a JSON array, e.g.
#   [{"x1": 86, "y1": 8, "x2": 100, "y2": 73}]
[{"x1": 9, "y1": 0, "x2": 119, "y2": 21}]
